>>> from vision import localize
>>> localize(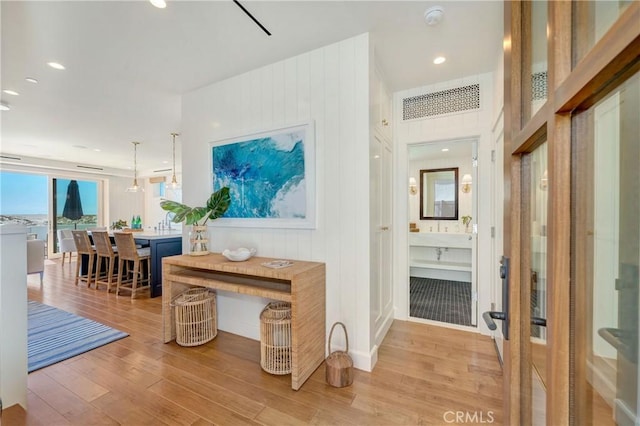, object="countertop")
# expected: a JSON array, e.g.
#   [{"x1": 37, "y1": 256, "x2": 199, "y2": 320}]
[{"x1": 131, "y1": 230, "x2": 183, "y2": 240}]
